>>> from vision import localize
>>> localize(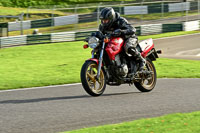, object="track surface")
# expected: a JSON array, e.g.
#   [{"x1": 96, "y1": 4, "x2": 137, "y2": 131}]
[
  {"x1": 0, "y1": 34, "x2": 200, "y2": 133},
  {"x1": 0, "y1": 79, "x2": 200, "y2": 133},
  {"x1": 154, "y1": 33, "x2": 200, "y2": 60}
]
